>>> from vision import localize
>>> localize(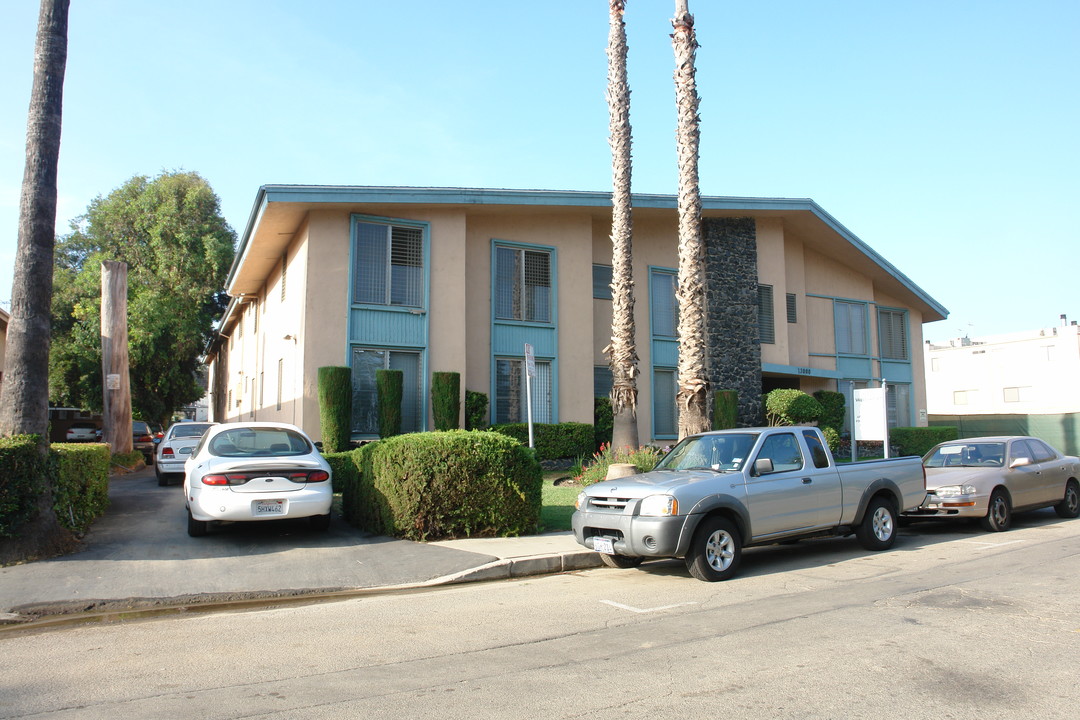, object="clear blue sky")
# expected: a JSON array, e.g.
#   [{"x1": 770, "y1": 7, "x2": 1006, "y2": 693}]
[{"x1": 2, "y1": 1, "x2": 1077, "y2": 342}]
